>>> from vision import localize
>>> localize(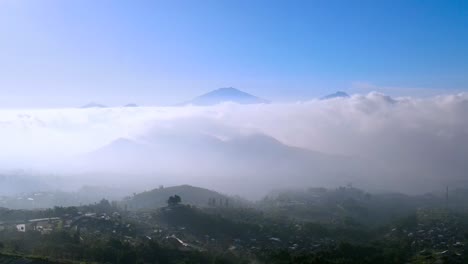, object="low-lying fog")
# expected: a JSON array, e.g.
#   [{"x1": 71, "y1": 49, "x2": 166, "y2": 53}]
[{"x1": 1, "y1": 92, "x2": 468, "y2": 199}]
